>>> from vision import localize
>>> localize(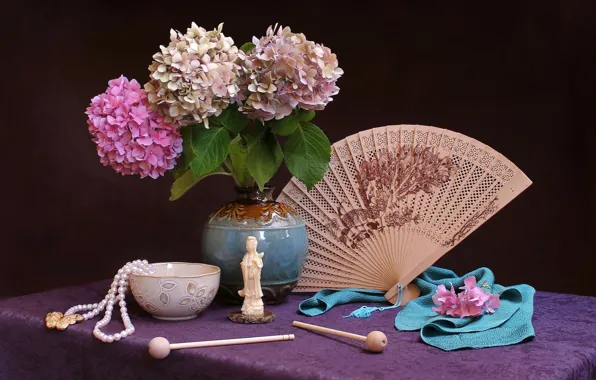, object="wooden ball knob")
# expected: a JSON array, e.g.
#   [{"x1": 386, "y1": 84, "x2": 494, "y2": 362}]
[
  {"x1": 365, "y1": 331, "x2": 387, "y2": 353},
  {"x1": 149, "y1": 337, "x2": 171, "y2": 359}
]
